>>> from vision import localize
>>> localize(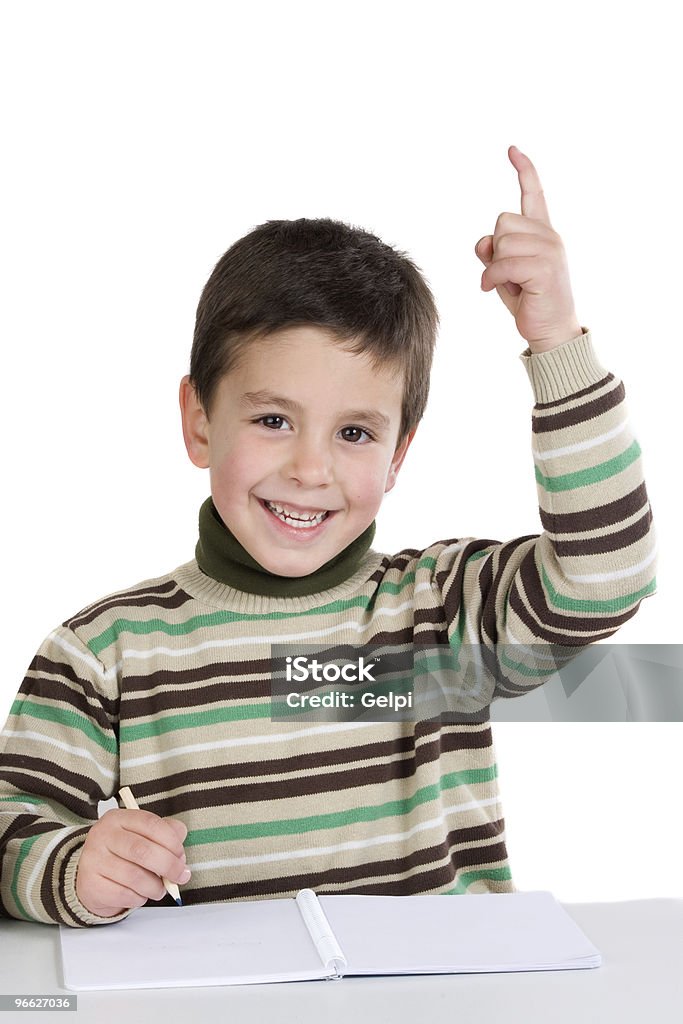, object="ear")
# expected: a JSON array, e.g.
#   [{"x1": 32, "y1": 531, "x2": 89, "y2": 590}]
[
  {"x1": 179, "y1": 375, "x2": 210, "y2": 469},
  {"x1": 384, "y1": 427, "x2": 417, "y2": 494}
]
